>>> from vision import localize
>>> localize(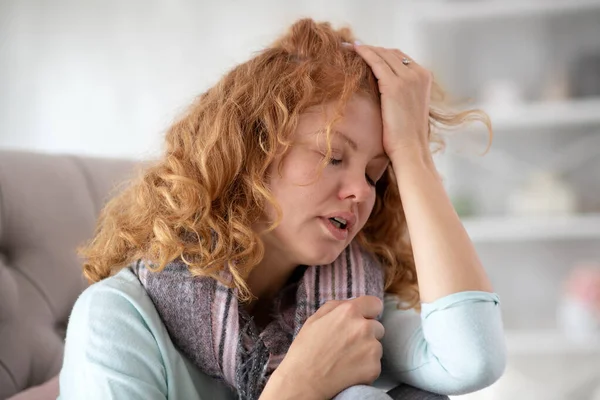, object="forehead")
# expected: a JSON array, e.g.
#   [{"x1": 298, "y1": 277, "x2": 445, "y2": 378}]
[{"x1": 295, "y1": 96, "x2": 383, "y2": 143}]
